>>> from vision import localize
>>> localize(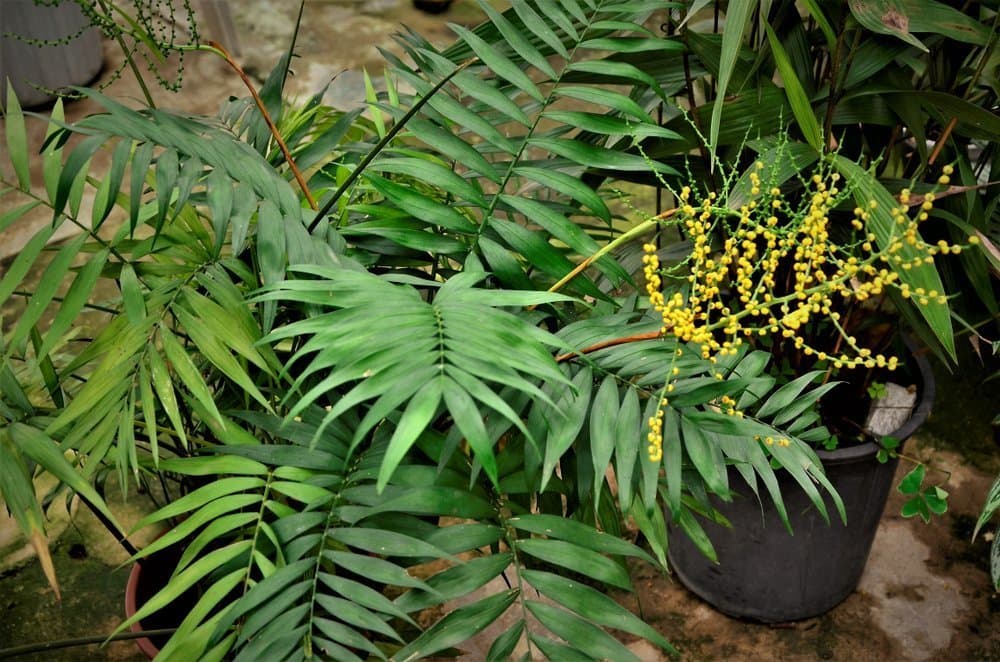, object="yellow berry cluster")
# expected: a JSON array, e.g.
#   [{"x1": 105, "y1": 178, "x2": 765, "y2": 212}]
[
  {"x1": 643, "y1": 163, "x2": 976, "y2": 371},
  {"x1": 647, "y1": 400, "x2": 666, "y2": 462}
]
